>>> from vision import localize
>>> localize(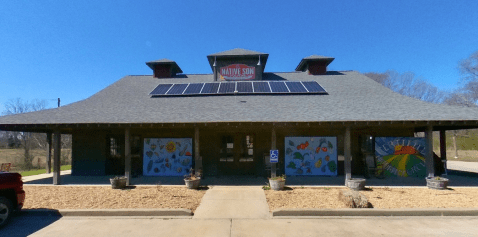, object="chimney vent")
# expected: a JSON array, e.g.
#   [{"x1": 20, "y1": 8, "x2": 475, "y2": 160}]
[
  {"x1": 295, "y1": 55, "x2": 334, "y2": 75},
  {"x1": 146, "y1": 59, "x2": 183, "y2": 78}
]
